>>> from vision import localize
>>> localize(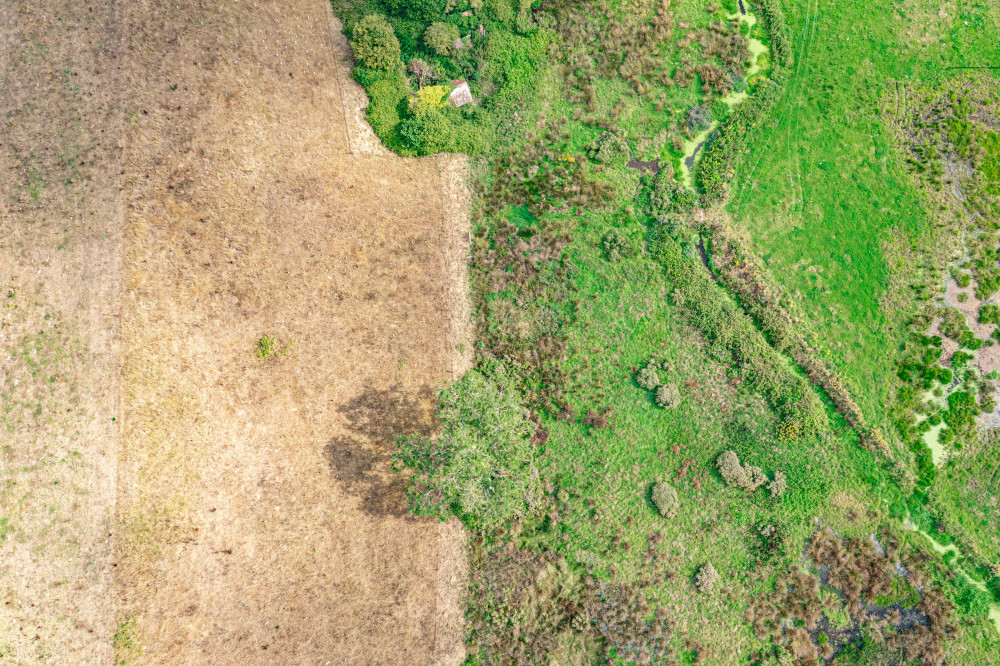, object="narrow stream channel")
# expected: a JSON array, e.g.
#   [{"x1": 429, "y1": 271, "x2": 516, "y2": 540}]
[
  {"x1": 677, "y1": 7, "x2": 770, "y2": 187},
  {"x1": 902, "y1": 516, "x2": 1000, "y2": 634}
]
